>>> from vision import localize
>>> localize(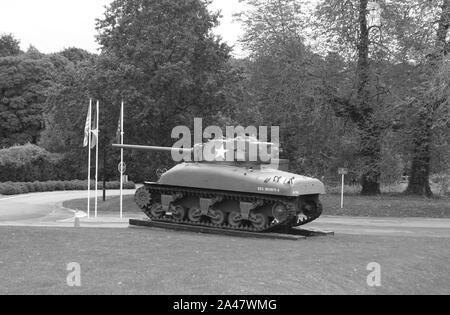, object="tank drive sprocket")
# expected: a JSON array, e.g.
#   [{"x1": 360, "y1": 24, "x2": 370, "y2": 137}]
[{"x1": 135, "y1": 186, "x2": 152, "y2": 209}]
